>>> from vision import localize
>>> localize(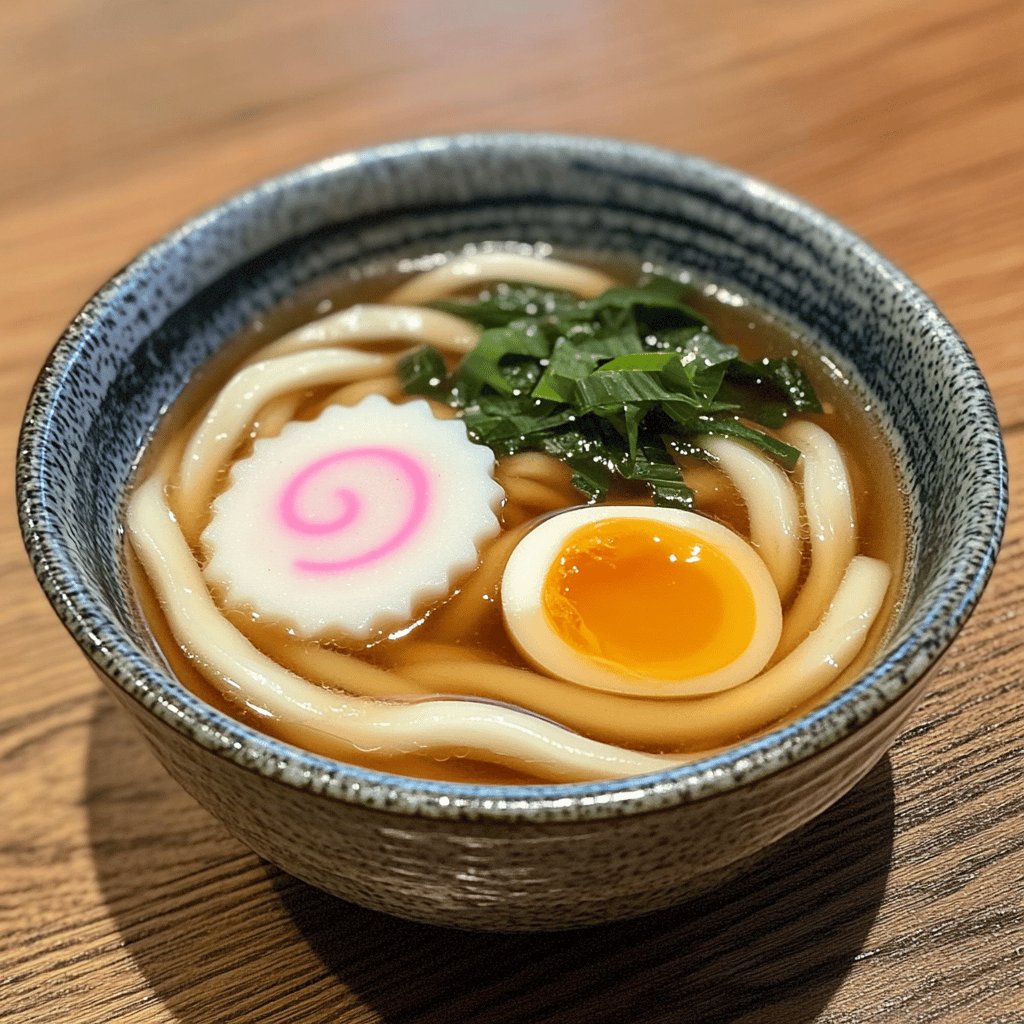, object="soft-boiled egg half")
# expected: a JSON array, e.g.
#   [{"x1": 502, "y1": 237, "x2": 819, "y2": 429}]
[{"x1": 500, "y1": 506, "x2": 783, "y2": 697}]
